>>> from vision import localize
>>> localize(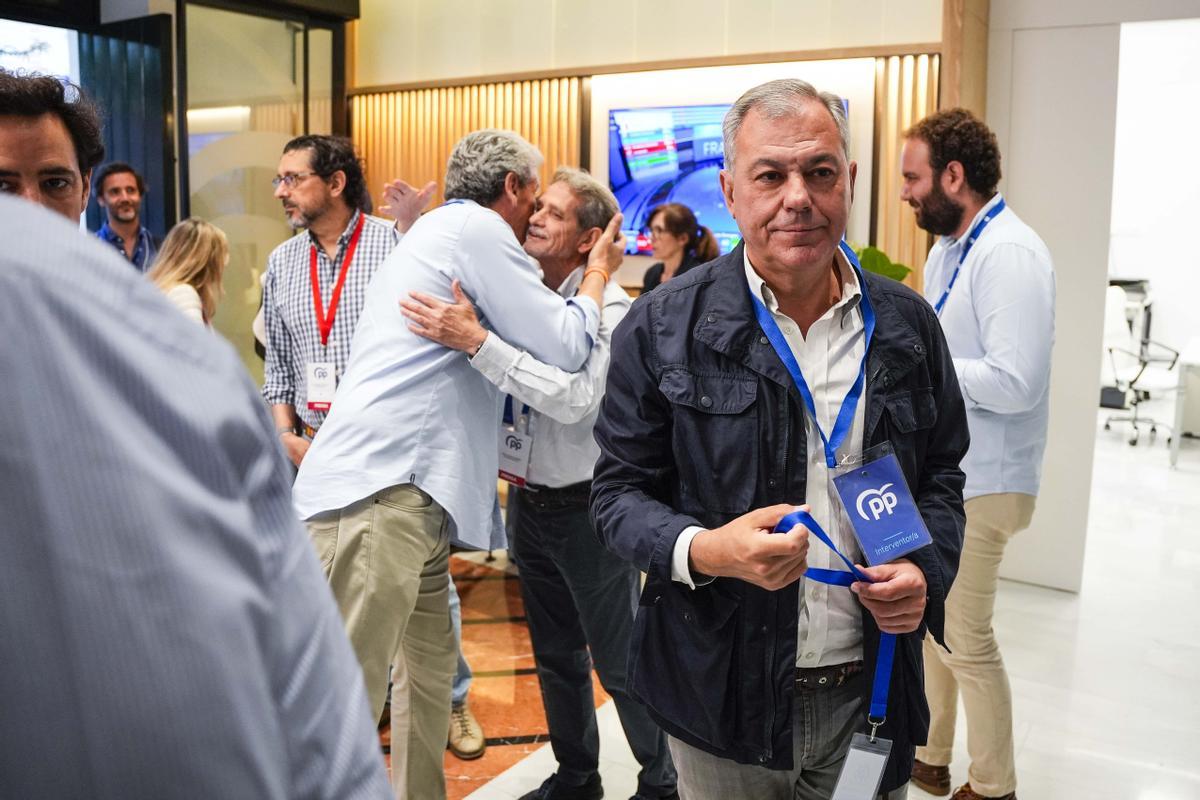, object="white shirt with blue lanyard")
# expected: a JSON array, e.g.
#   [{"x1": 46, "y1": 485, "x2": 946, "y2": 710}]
[
  {"x1": 670, "y1": 246, "x2": 867, "y2": 669},
  {"x1": 922, "y1": 192, "x2": 1055, "y2": 500}
]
